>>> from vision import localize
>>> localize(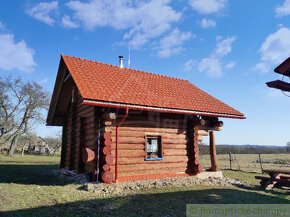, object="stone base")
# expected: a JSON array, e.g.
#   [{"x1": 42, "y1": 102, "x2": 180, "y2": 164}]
[{"x1": 197, "y1": 171, "x2": 223, "y2": 180}]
